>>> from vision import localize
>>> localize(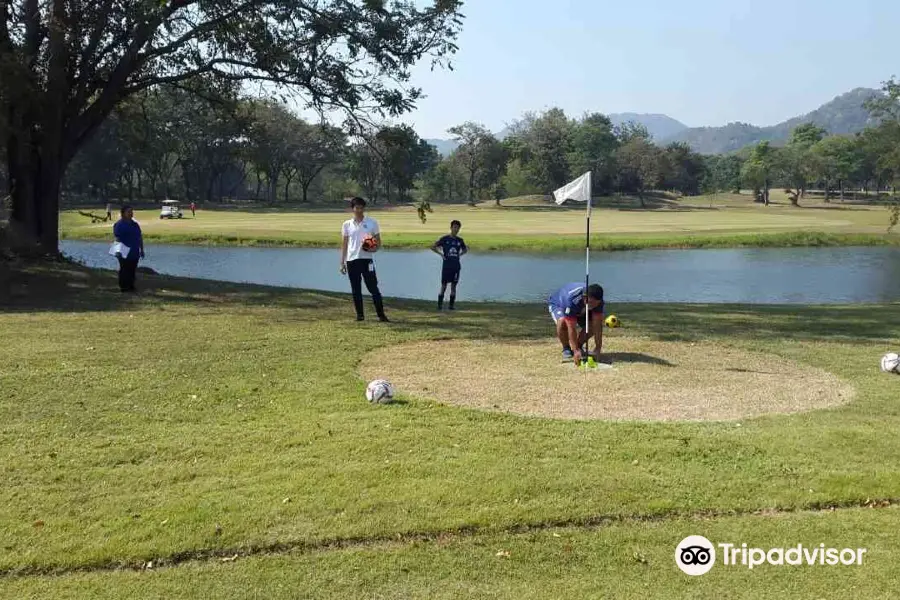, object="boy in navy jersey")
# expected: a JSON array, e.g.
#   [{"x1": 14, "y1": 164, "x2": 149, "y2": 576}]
[
  {"x1": 548, "y1": 282, "x2": 605, "y2": 365},
  {"x1": 431, "y1": 220, "x2": 468, "y2": 310}
]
